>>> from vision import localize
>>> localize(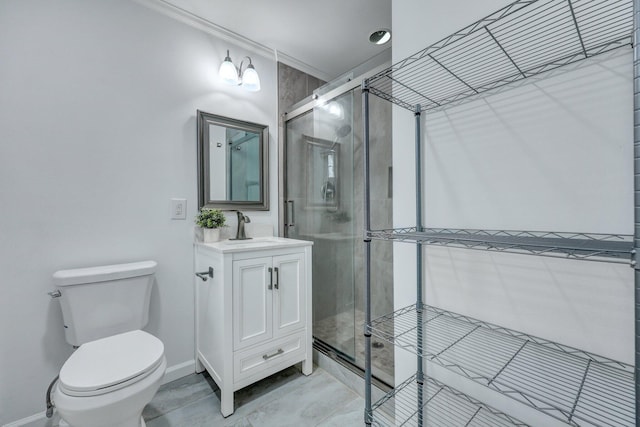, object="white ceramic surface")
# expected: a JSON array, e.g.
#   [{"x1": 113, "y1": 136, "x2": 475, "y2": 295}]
[
  {"x1": 197, "y1": 236, "x2": 313, "y2": 254},
  {"x1": 54, "y1": 356, "x2": 166, "y2": 427}
]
